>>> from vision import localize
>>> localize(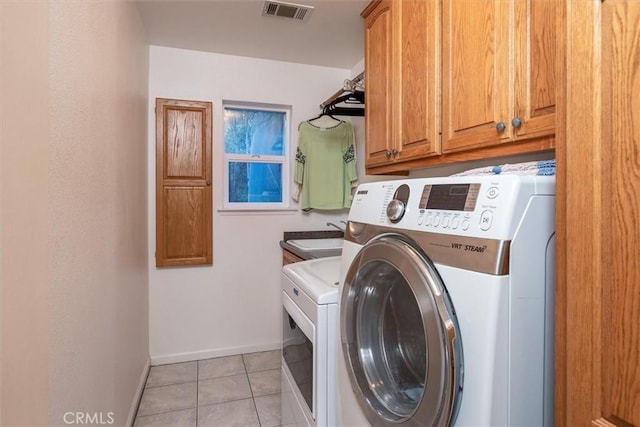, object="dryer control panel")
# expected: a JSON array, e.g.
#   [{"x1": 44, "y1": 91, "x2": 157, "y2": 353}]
[{"x1": 350, "y1": 175, "x2": 555, "y2": 240}]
